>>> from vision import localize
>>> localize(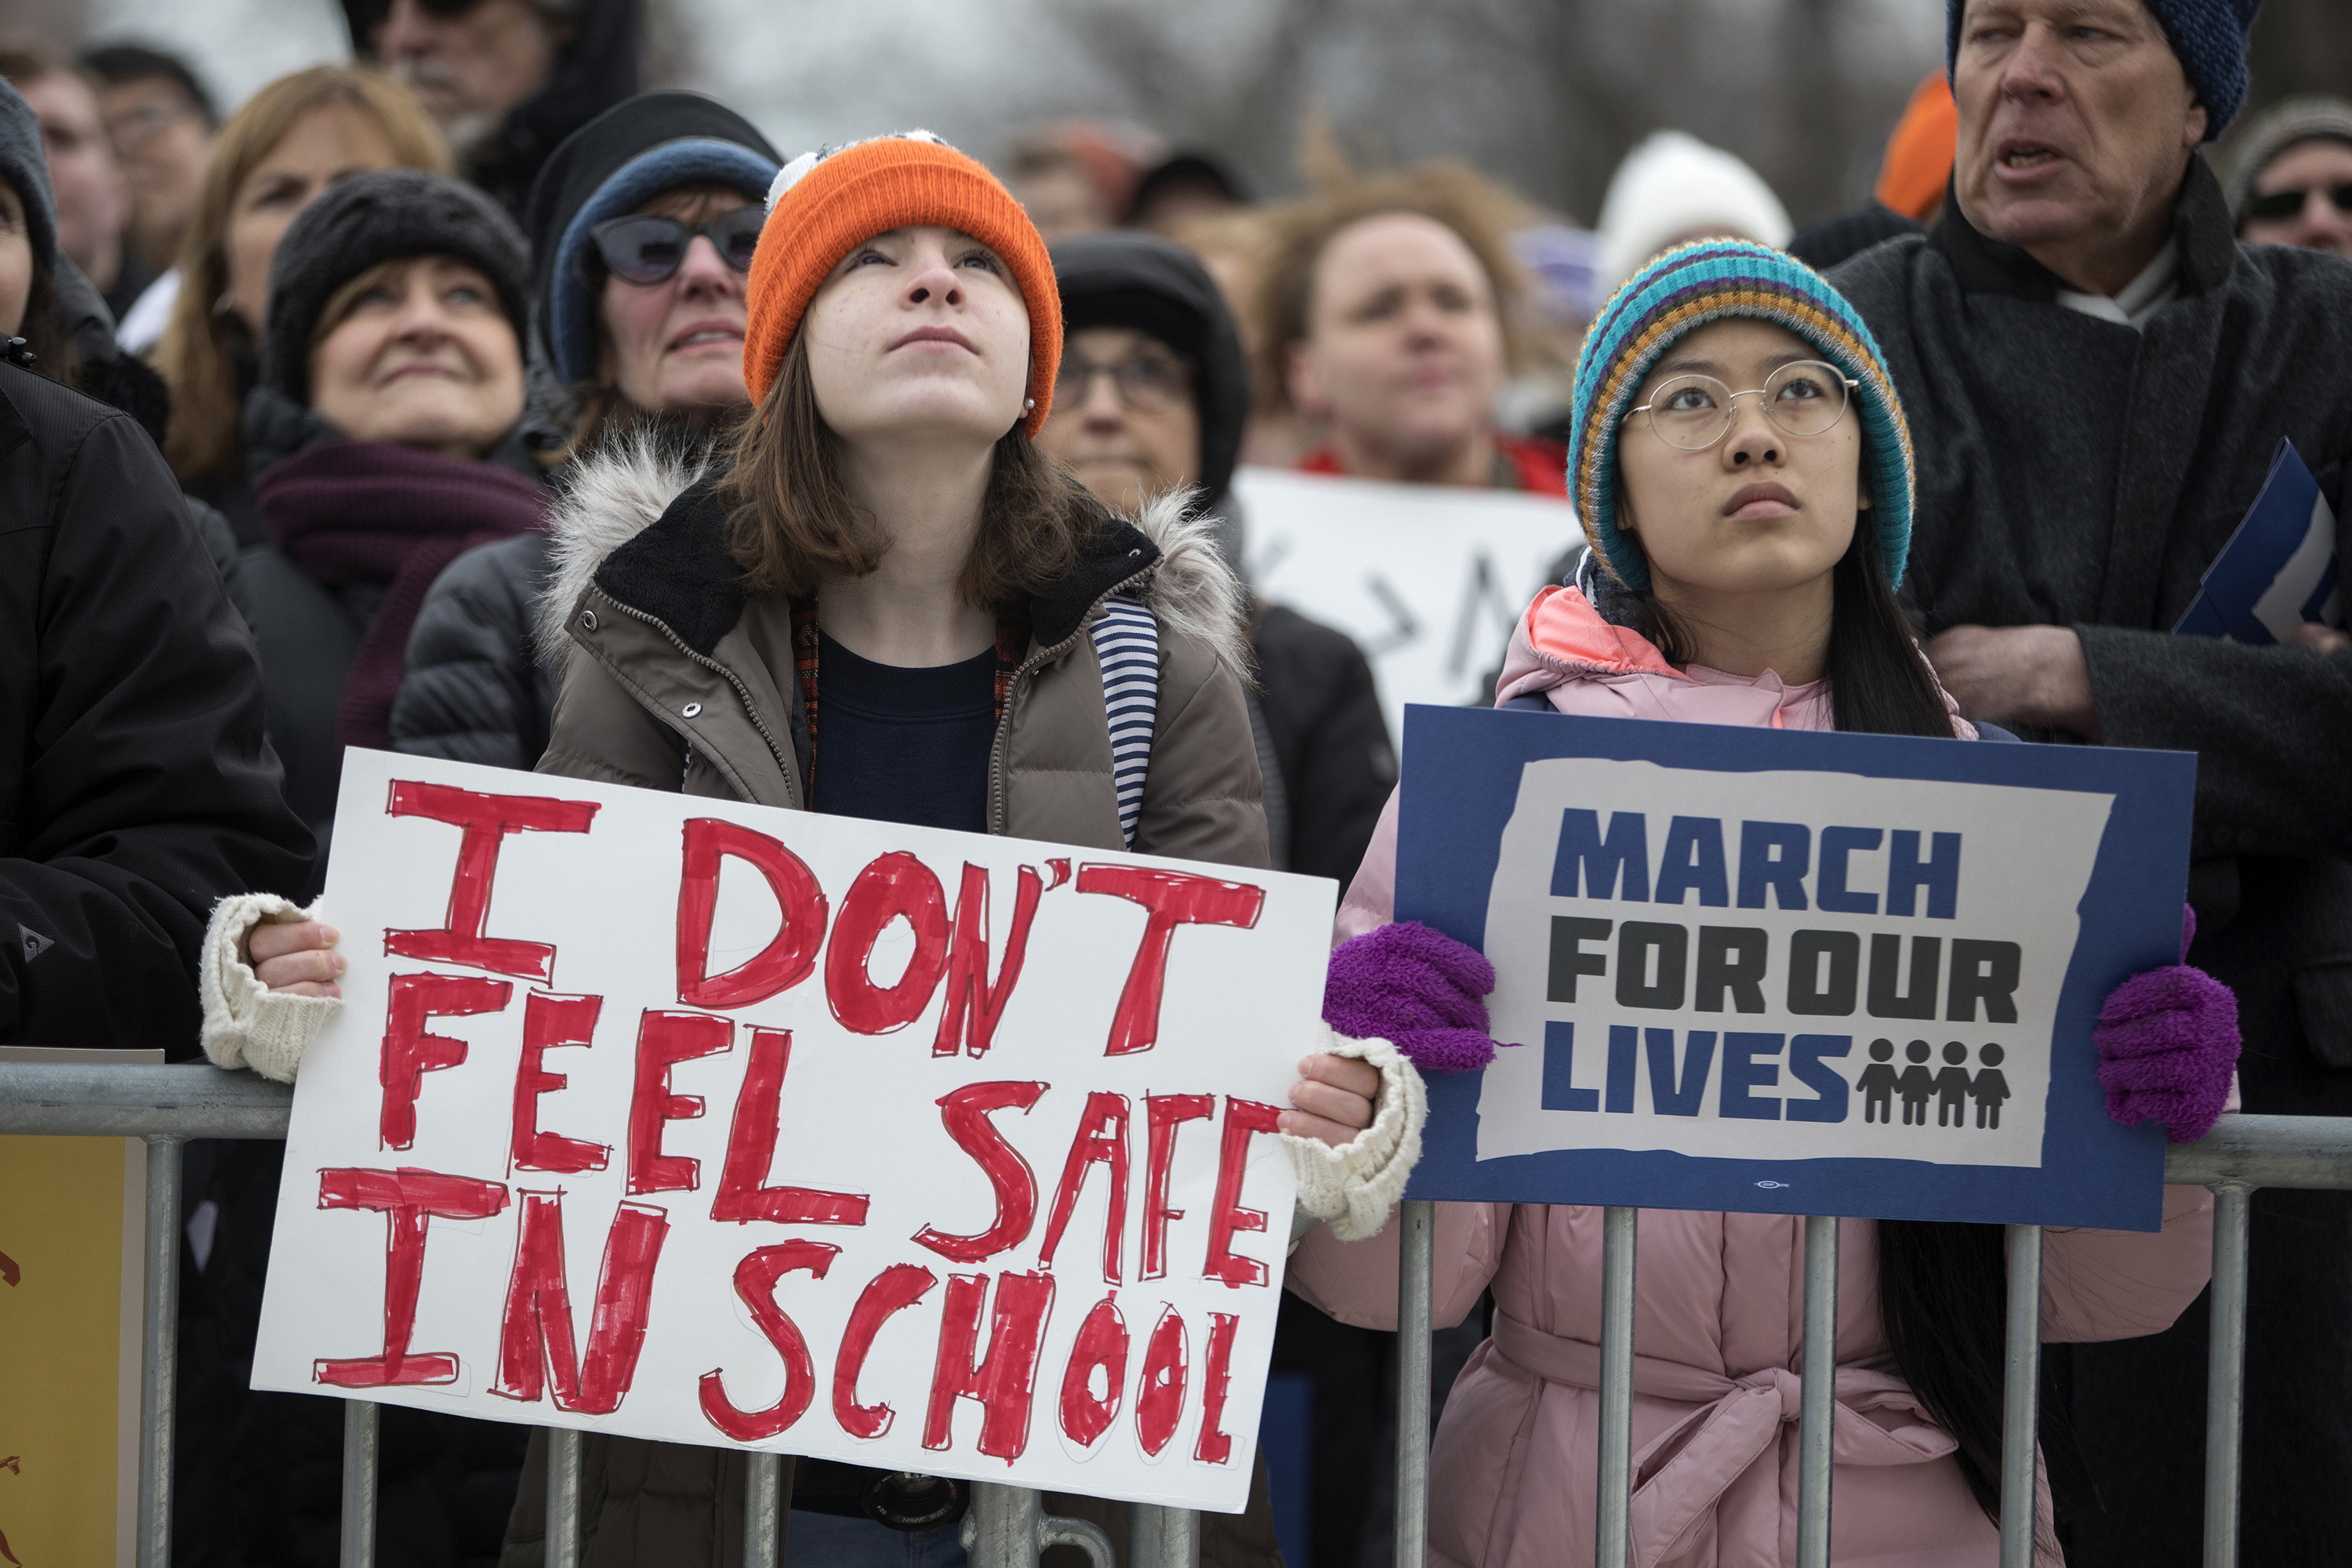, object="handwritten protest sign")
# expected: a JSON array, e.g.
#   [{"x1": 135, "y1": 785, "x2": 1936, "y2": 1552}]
[
  {"x1": 1233, "y1": 466, "x2": 1577, "y2": 739},
  {"x1": 252, "y1": 750, "x2": 1333, "y2": 1512},
  {"x1": 1393, "y1": 707, "x2": 2195, "y2": 1229}
]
